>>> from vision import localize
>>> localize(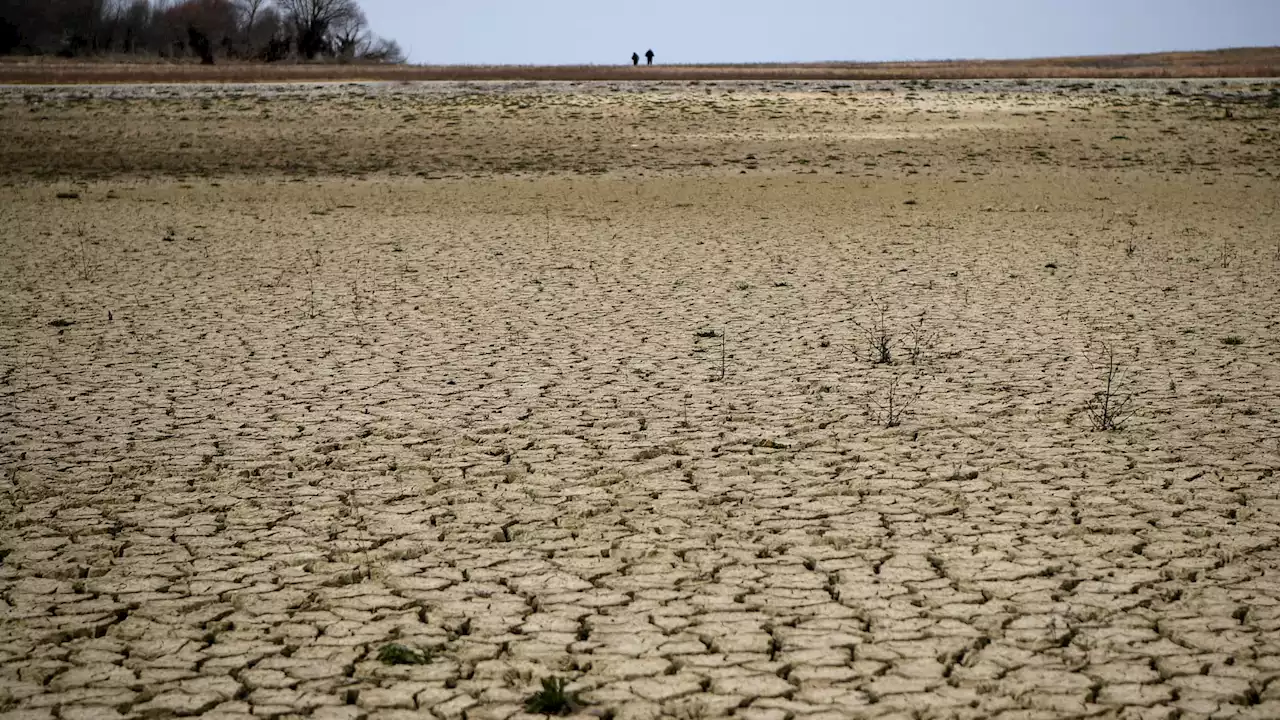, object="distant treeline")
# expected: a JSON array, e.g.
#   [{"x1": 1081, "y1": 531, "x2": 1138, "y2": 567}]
[{"x1": 0, "y1": 0, "x2": 404, "y2": 63}]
